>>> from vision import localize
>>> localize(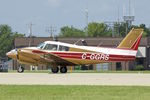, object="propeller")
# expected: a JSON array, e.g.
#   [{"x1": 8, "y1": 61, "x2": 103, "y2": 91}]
[{"x1": 15, "y1": 48, "x2": 19, "y2": 60}]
